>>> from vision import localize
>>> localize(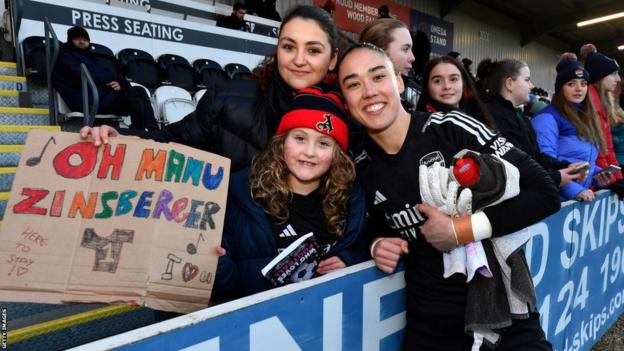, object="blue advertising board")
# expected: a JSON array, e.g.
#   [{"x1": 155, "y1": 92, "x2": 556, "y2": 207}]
[
  {"x1": 410, "y1": 10, "x2": 454, "y2": 55},
  {"x1": 73, "y1": 192, "x2": 624, "y2": 351},
  {"x1": 526, "y1": 191, "x2": 624, "y2": 351}
]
